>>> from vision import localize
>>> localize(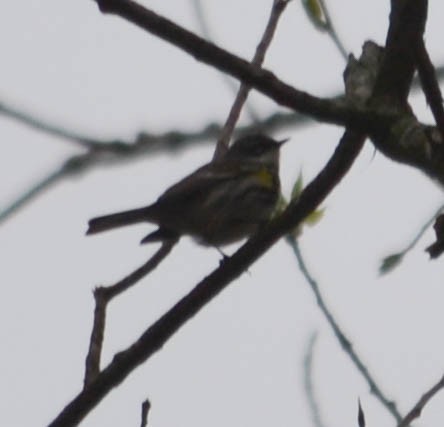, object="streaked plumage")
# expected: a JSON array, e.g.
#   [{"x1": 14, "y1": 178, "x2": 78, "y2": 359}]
[{"x1": 87, "y1": 134, "x2": 285, "y2": 246}]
